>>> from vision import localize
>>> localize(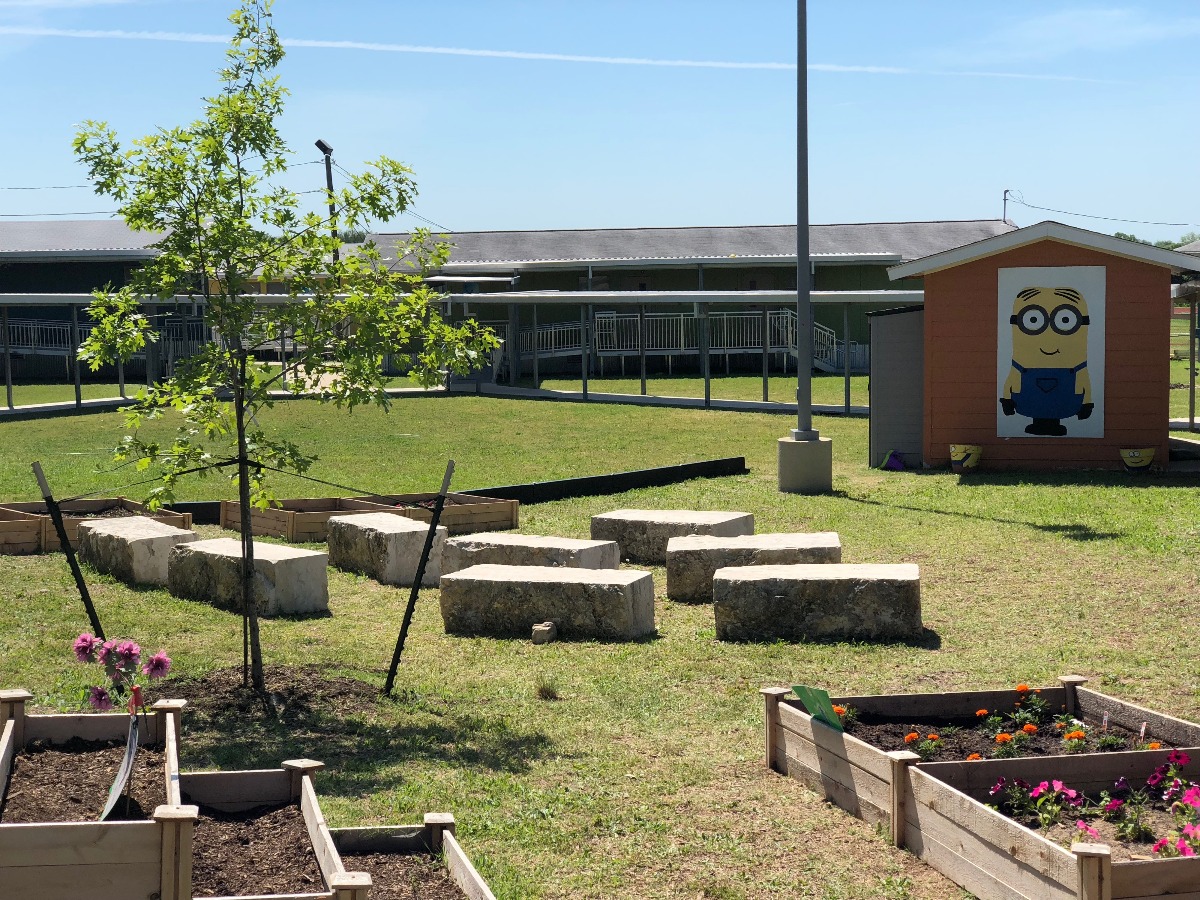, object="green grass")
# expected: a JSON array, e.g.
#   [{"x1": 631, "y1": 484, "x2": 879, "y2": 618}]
[
  {"x1": 3, "y1": 396, "x2": 1200, "y2": 898},
  {"x1": 533, "y1": 372, "x2": 869, "y2": 407},
  {"x1": 4, "y1": 382, "x2": 126, "y2": 407}
]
